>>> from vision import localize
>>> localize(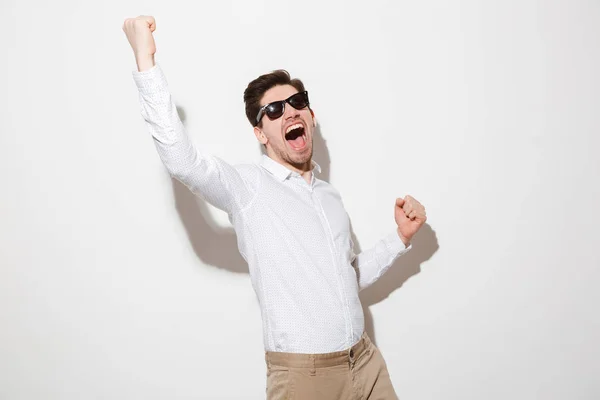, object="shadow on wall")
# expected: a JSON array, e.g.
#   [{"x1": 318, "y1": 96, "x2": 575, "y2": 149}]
[
  {"x1": 172, "y1": 105, "x2": 439, "y2": 346},
  {"x1": 171, "y1": 106, "x2": 249, "y2": 274},
  {"x1": 354, "y1": 224, "x2": 439, "y2": 347}
]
